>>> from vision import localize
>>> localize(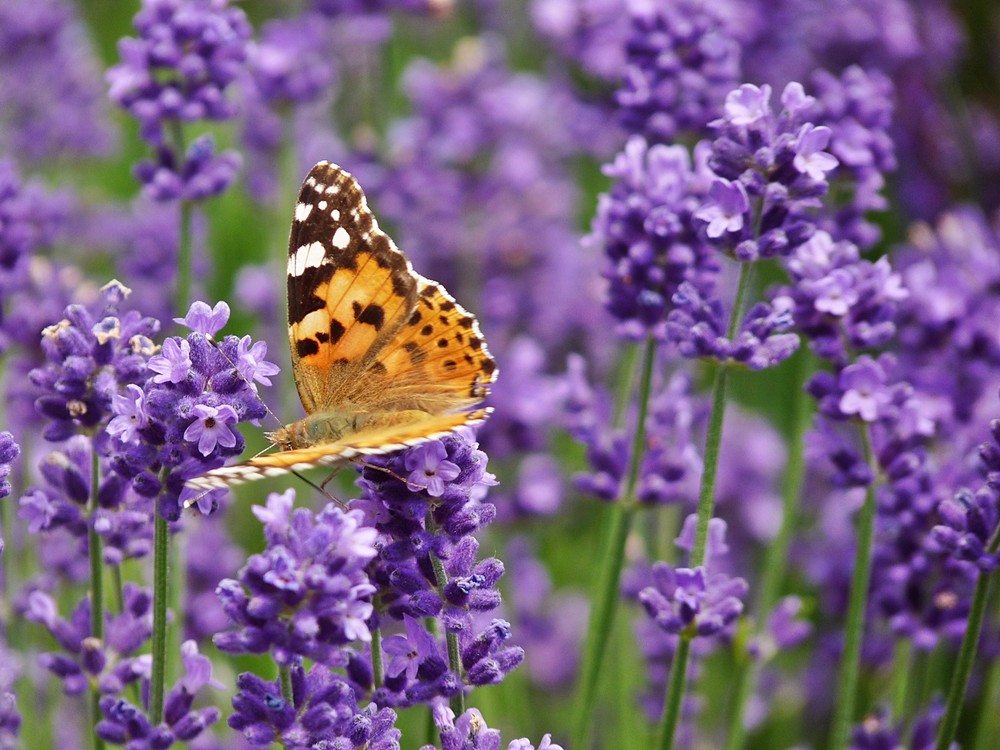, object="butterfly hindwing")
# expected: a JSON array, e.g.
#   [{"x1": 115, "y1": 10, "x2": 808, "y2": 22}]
[{"x1": 345, "y1": 277, "x2": 498, "y2": 414}]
